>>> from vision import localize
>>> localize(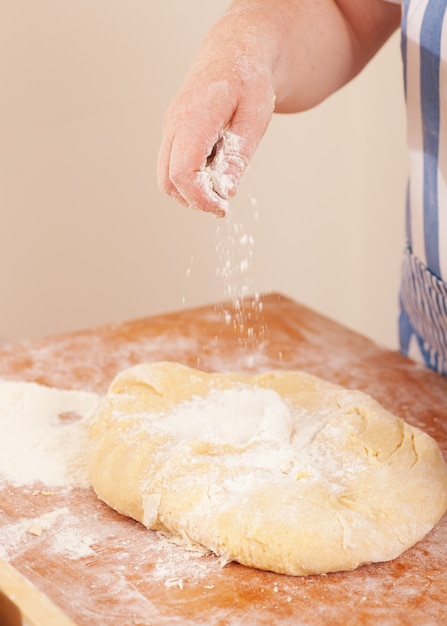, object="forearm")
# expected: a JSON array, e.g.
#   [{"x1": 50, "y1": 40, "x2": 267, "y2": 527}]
[
  {"x1": 216, "y1": 0, "x2": 401, "y2": 112},
  {"x1": 158, "y1": 0, "x2": 401, "y2": 214}
]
